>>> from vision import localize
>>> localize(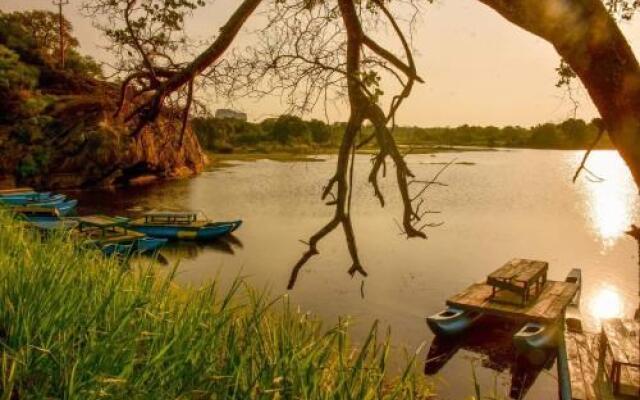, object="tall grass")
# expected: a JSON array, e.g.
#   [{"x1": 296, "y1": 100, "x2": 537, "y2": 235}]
[{"x1": 0, "y1": 211, "x2": 432, "y2": 399}]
